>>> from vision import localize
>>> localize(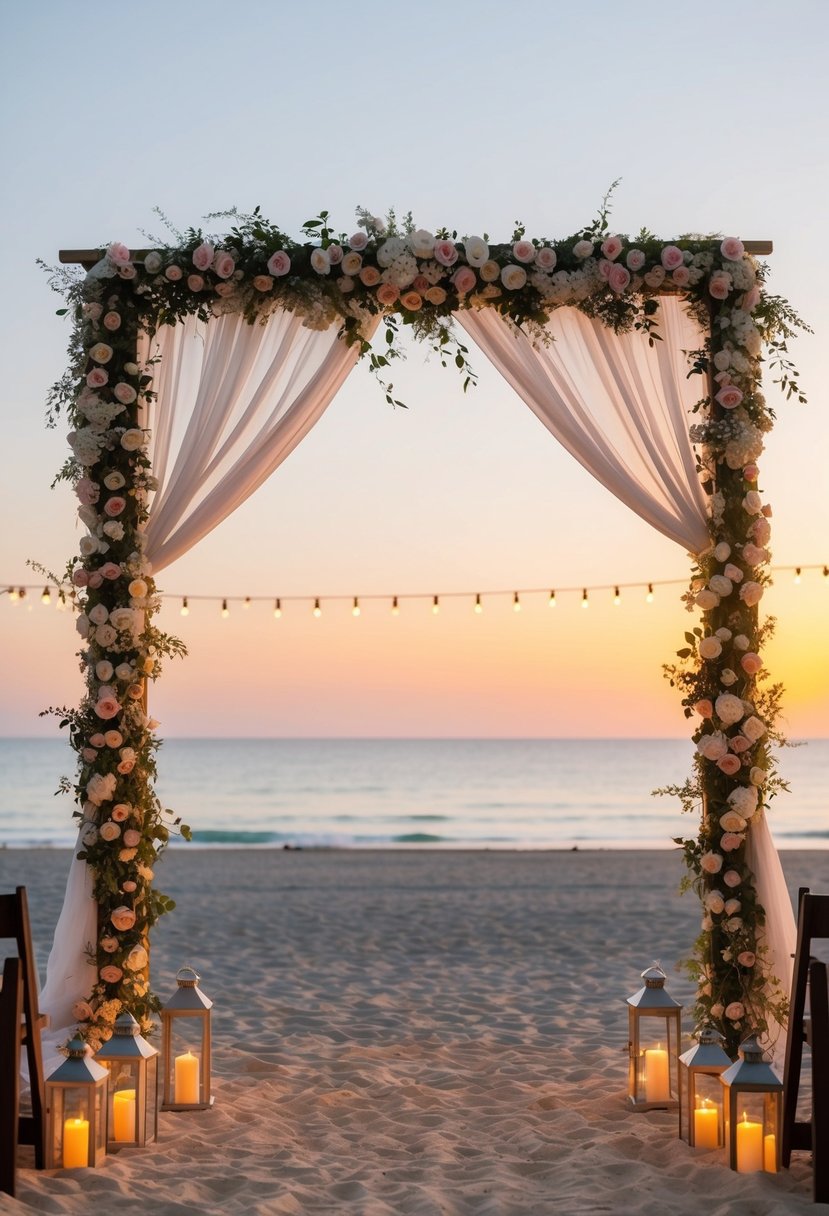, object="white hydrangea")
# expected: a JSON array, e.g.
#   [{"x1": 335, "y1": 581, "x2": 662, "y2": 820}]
[
  {"x1": 384, "y1": 252, "x2": 418, "y2": 288},
  {"x1": 67, "y1": 426, "x2": 108, "y2": 466},
  {"x1": 376, "y1": 237, "x2": 407, "y2": 267}
]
